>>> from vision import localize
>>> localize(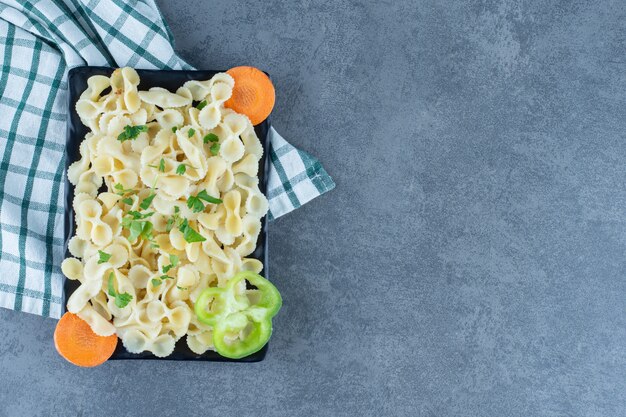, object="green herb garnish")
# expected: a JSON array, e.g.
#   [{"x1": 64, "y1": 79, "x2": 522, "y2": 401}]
[
  {"x1": 203, "y1": 133, "x2": 219, "y2": 144},
  {"x1": 178, "y1": 218, "x2": 206, "y2": 243},
  {"x1": 121, "y1": 197, "x2": 133, "y2": 205},
  {"x1": 147, "y1": 158, "x2": 166, "y2": 173},
  {"x1": 108, "y1": 272, "x2": 133, "y2": 308},
  {"x1": 183, "y1": 226, "x2": 205, "y2": 243},
  {"x1": 165, "y1": 206, "x2": 181, "y2": 232},
  {"x1": 117, "y1": 125, "x2": 148, "y2": 142},
  {"x1": 186, "y1": 195, "x2": 205, "y2": 213},
  {"x1": 175, "y1": 163, "x2": 196, "y2": 175},
  {"x1": 123, "y1": 214, "x2": 154, "y2": 242},
  {"x1": 151, "y1": 278, "x2": 162, "y2": 287},
  {"x1": 196, "y1": 100, "x2": 207, "y2": 110},
  {"x1": 97, "y1": 250, "x2": 112, "y2": 264},
  {"x1": 172, "y1": 126, "x2": 178, "y2": 133},
  {"x1": 127, "y1": 210, "x2": 154, "y2": 220},
  {"x1": 142, "y1": 221, "x2": 154, "y2": 239},
  {"x1": 188, "y1": 128, "x2": 195, "y2": 138},
  {"x1": 186, "y1": 190, "x2": 222, "y2": 213},
  {"x1": 210, "y1": 142, "x2": 220, "y2": 155},
  {"x1": 162, "y1": 253, "x2": 179, "y2": 274},
  {"x1": 139, "y1": 193, "x2": 156, "y2": 210},
  {"x1": 114, "y1": 183, "x2": 136, "y2": 196},
  {"x1": 197, "y1": 190, "x2": 222, "y2": 204},
  {"x1": 127, "y1": 220, "x2": 145, "y2": 242}
]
